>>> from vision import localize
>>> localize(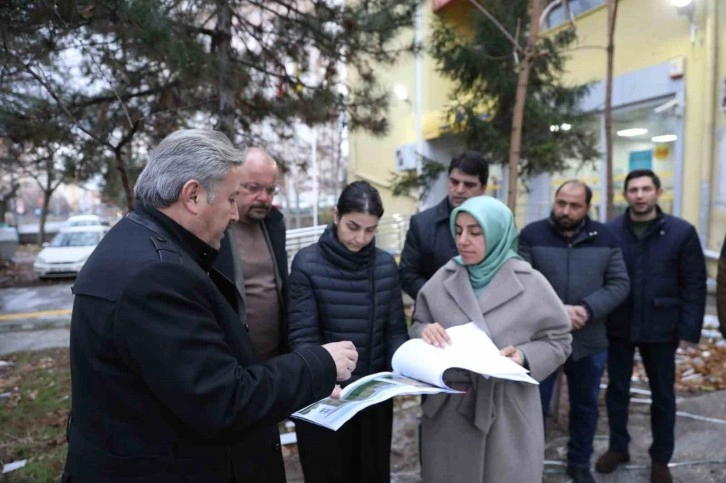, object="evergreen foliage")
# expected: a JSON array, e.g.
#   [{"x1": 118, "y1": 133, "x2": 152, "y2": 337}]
[
  {"x1": 430, "y1": 0, "x2": 599, "y2": 177},
  {"x1": 0, "y1": 0, "x2": 419, "y2": 208}
]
